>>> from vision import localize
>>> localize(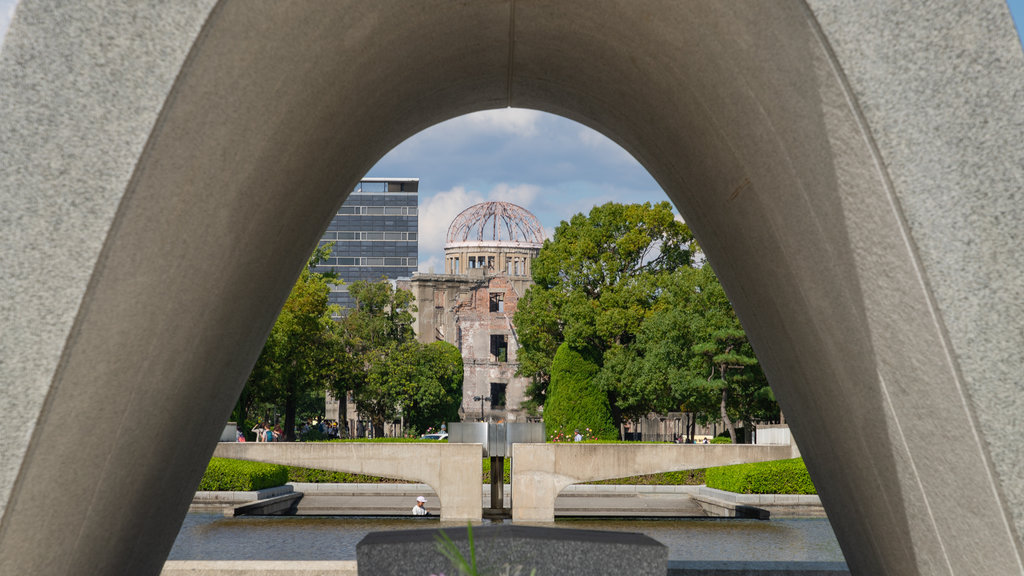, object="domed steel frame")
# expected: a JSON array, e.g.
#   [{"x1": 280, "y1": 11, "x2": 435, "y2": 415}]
[{"x1": 445, "y1": 201, "x2": 545, "y2": 248}]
